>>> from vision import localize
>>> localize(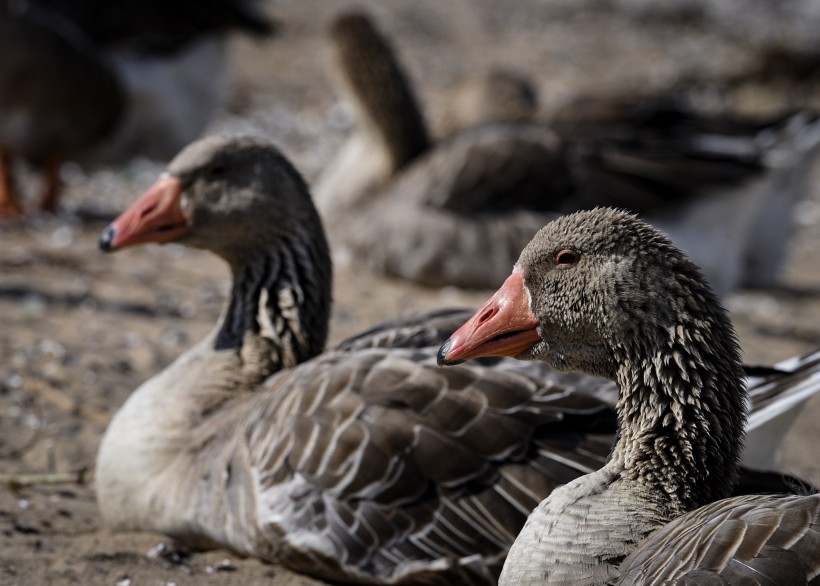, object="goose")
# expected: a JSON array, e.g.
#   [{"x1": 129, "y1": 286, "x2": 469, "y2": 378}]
[
  {"x1": 438, "y1": 208, "x2": 820, "y2": 585},
  {"x1": 0, "y1": 0, "x2": 273, "y2": 215},
  {"x1": 0, "y1": 6, "x2": 123, "y2": 215},
  {"x1": 95, "y1": 133, "x2": 620, "y2": 585},
  {"x1": 438, "y1": 67, "x2": 539, "y2": 135},
  {"x1": 94, "y1": 135, "x2": 818, "y2": 584},
  {"x1": 316, "y1": 11, "x2": 820, "y2": 294}
]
